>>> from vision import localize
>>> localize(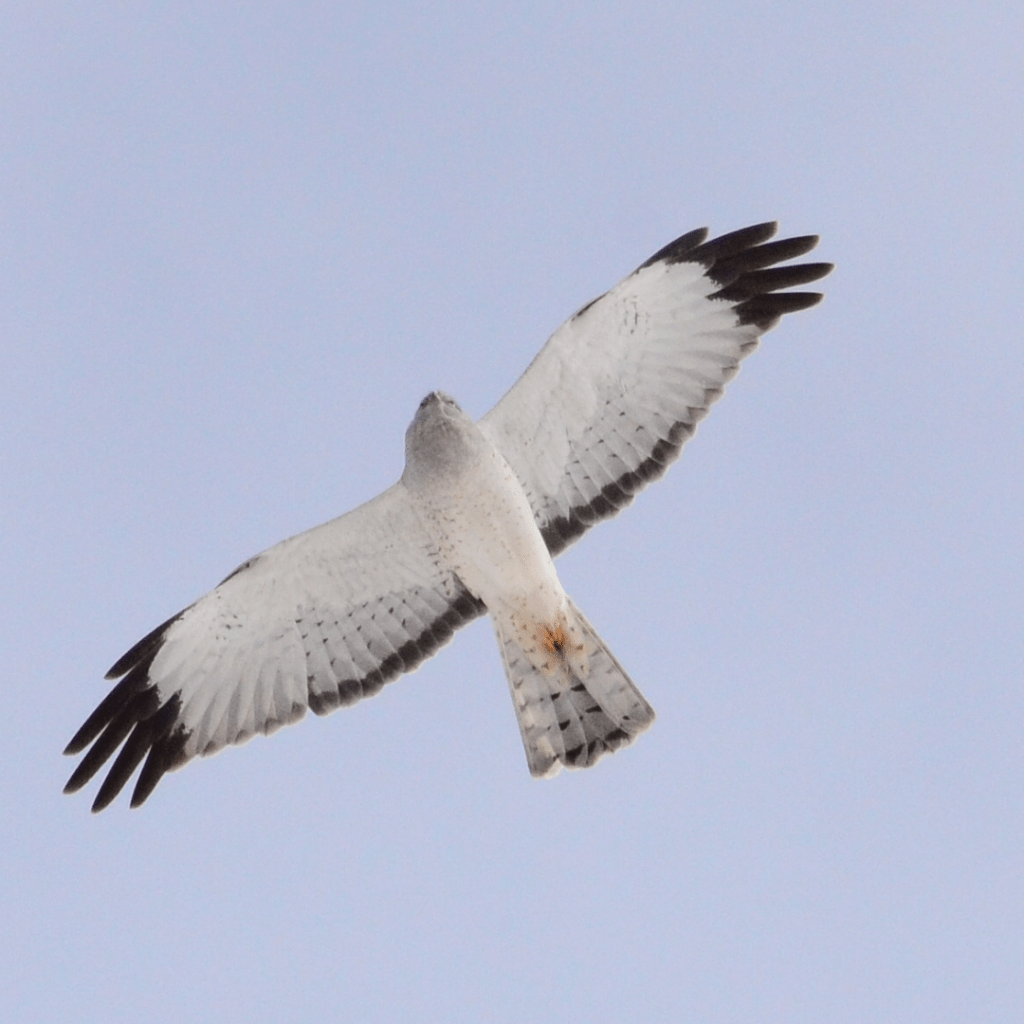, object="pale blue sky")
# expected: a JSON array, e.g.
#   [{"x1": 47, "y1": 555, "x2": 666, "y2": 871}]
[{"x1": 3, "y1": 3, "x2": 1023, "y2": 1021}]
